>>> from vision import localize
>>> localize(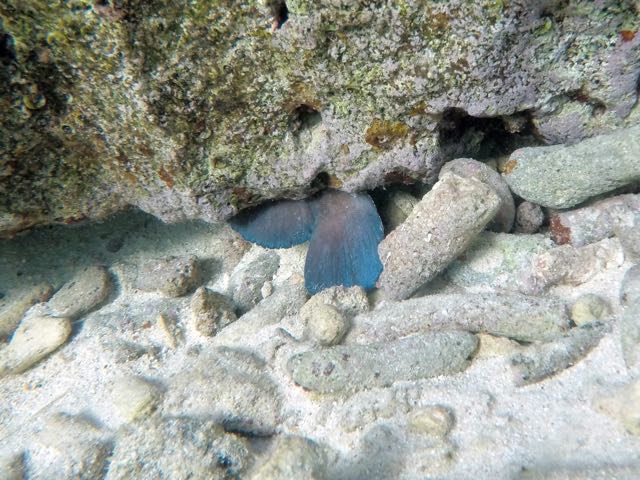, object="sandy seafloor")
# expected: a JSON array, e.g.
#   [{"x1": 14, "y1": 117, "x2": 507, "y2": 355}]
[{"x1": 0, "y1": 208, "x2": 639, "y2": 479}]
